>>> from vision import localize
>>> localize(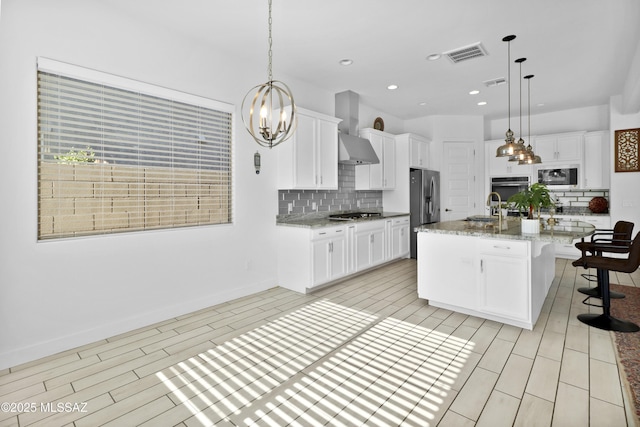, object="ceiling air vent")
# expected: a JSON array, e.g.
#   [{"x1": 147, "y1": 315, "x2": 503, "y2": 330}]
[
  {"x1": 443, "y1": 42, "x2": 488, "y2": 63},
  {"x1": 483, "y1": 77, "x2": 507, "y2": 87}
]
